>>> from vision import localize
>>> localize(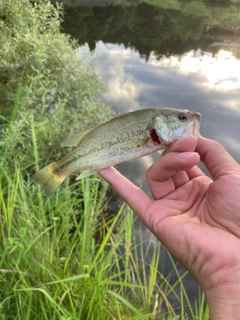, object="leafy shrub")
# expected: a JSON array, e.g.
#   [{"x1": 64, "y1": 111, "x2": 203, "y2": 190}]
[
  {"x1": 0, "y1": 0, "x2": 114, "y2": 171},
  {"x1": 0, "y1": 0, "x2": 113, "y2": 120}
]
